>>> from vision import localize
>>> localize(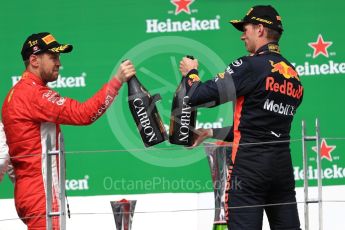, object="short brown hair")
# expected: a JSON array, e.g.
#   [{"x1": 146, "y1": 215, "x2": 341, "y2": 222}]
[
  {"x1": 252, "y1": 24, "x2": 281, "y2": 42},
  {"x1": 266, "y1": 27, "x2": 281, "y2": 42}
]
